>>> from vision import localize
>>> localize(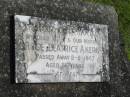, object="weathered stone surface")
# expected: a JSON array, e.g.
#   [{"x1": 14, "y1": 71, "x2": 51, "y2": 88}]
[
  {"x1": 15, "y1": 15, "x2": 109, "y2": 83},
  {"x1": 0, "y1": 0, "x2": 129, "y2": 97}
]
